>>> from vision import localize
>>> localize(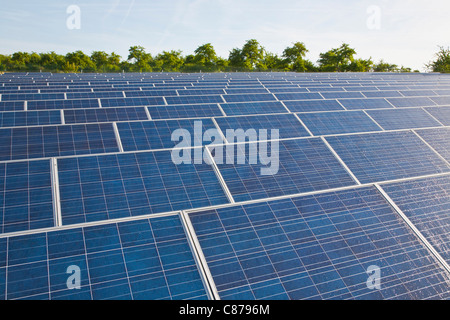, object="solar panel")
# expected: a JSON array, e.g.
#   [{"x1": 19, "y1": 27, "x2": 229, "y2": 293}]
[
  {"x1": 387, "y1": 97, "x2": 436, "y2": 108},
  {"x1": 383, "y1": 175, "x2": 450, "y2": 264},
  {"x1": 222, "y1": 94, "x2": 277, "y2": 103},
  {"x1": 212, "y1": 138, "x2": 357, "y2": 202},
  {"x1": 189, "y1": 186, "x2": 450, "y2": 300},
  {"x1": 0, "y1": 123, "x2": 119, "y2": 161},
  {"x1": 298, "y1": 111, "x2": 382, "y2": 135},
  {"x1": 1, "y1": 215, "x2": 210, "y2": 300},
  {"x1": 366, "y1": 108, "x2": 442, "y2": 130},
  {"x1": 0, "y1": 111, "x2": 61, "y2": 127},
  {"x1": 2, "y1": 72, "x2": 450, "y2": 301},
  {"x1": 338, "y1": 98, "x2": 394, "y2": 110},
  {"x1": 219, "y1": 101, "x2": 288, "y2": 116},
  {"x1": 116, "y1": 119, "x2": 222, "y2": 152},
  {"x1": 214, "y1": 114, "x2": 311, "y2": 140},
  {"x1": 284, "y1": 100, "x2": 345, "y2": 113},
  {"x1": 165, "y1": 95, "x2": 224, "y2": 105},
  {"x1": 424, "y1": 106, "x2": 450, "y2": 125},
  {"x1": 0, "y1": 160, "x2": 54, "y2": 234},
  {"x1": 57, "y1": 150, "x2": 229, "y2": 225},
  {"x1": 148, "y1": 104, "x2": 224, "y2": 120},
  {"x1": 415, "y1": 128, "x2": 450, "y2": 161},
  {"x1": 326, "y1": 131, "x2": 450, "y2": 184}
]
